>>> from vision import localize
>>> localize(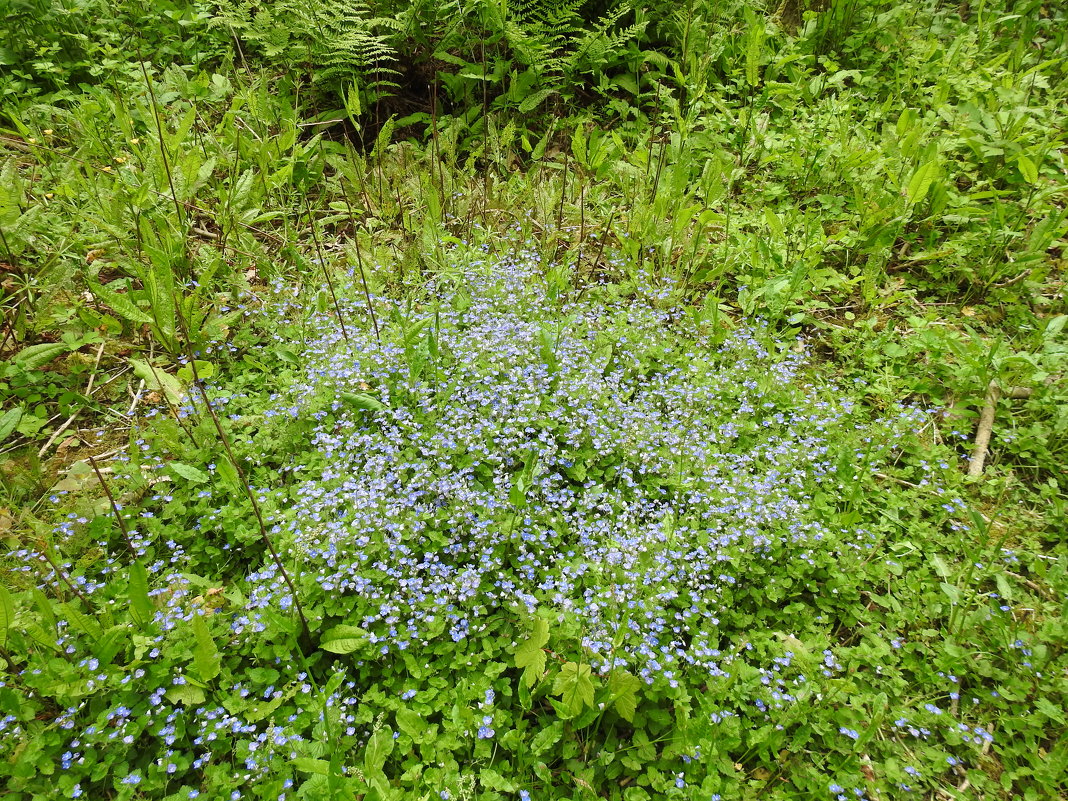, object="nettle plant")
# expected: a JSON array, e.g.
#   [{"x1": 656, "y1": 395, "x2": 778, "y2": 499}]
[{"x1": 1, "y1": 240, "x2": 1059, "y2": 800}]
